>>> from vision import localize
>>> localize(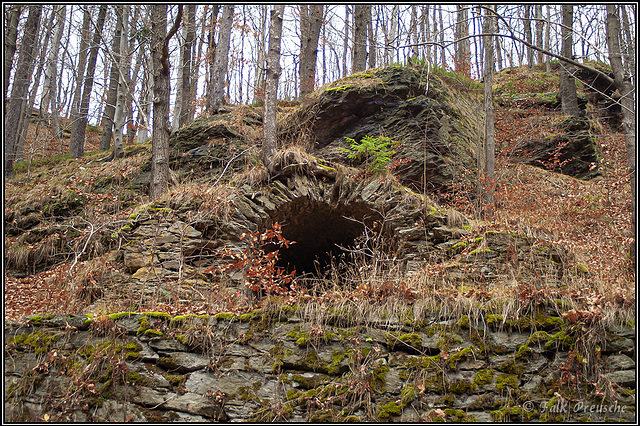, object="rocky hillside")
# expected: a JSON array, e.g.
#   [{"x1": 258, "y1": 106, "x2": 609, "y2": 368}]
[{"x1": 4, "y1": 63, "x2": 635, "y2": 422}]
